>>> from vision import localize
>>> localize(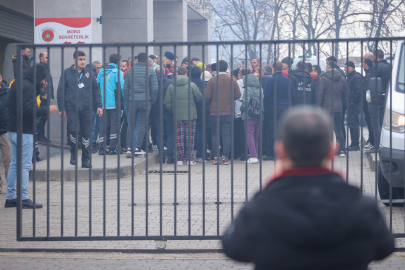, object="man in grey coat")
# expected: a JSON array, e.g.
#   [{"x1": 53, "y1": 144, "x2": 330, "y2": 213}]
[{"x1": 124, "y1": 52, "x2": 158, "y2": 157}]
